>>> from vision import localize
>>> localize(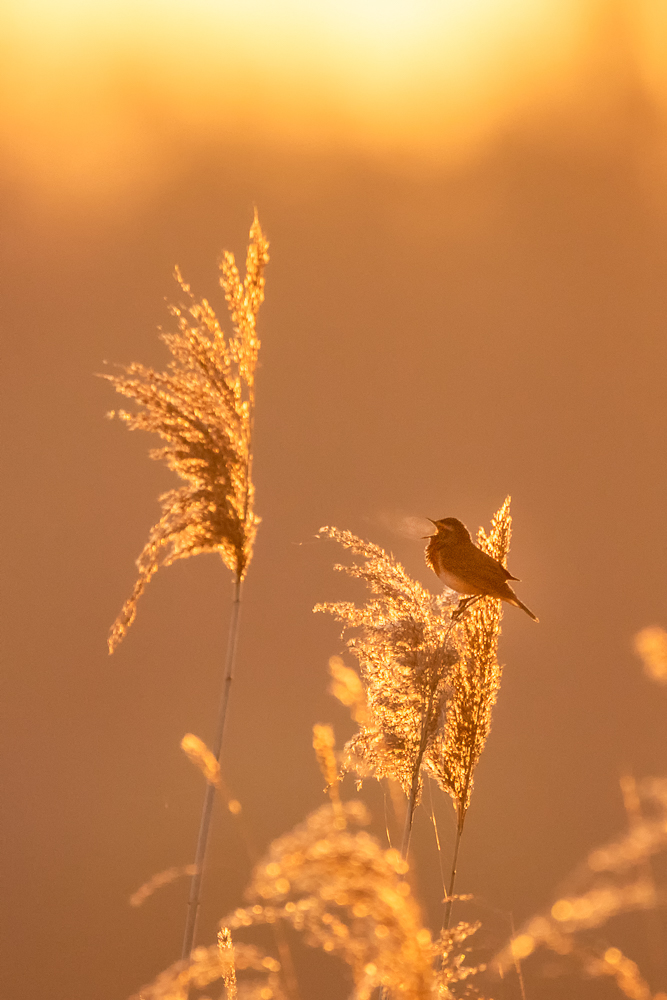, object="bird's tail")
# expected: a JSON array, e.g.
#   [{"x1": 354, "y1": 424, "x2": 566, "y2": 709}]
[{"x1": 510, "y1": 595, "x2": 539, "y2": 622}]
